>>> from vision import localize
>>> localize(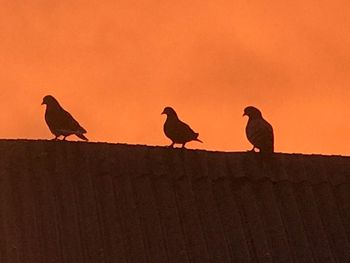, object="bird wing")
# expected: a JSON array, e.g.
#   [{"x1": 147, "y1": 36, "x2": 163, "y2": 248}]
[
  {"x1": 177, "y1": 120, "x2": 198, "y2": 139},
  {"x1": 60, "y1": 109, "x2": 87, "y2": 133},
  {"x1": 164, "y1": 119, "x2": 198, "y2": 143},
  {"x1": 46, "y1": 107, "x2": 86, "y2": 134},
  {"x1": 246, "y1": 118, "x2": 274, "y2": 151}
]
